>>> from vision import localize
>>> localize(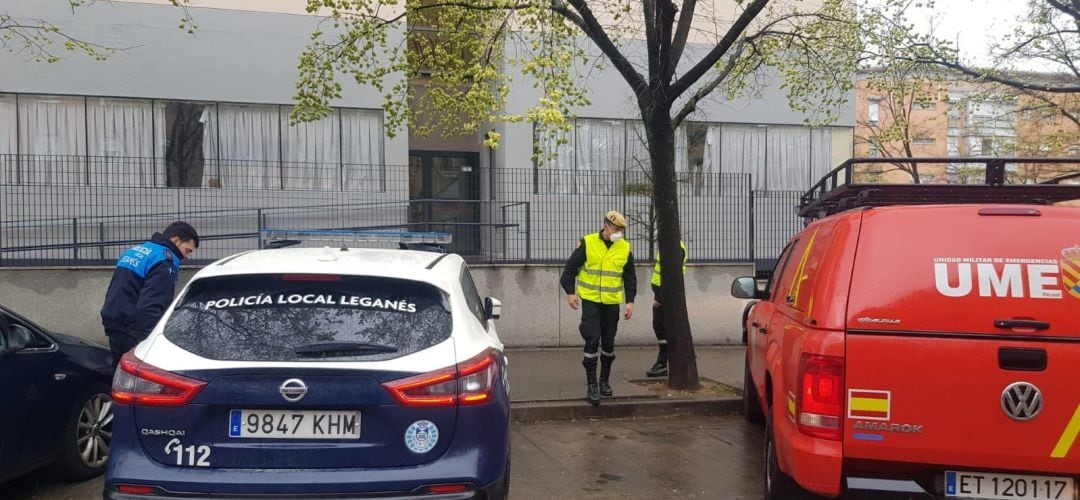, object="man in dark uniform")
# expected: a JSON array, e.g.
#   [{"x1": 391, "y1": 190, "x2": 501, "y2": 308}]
[
  {"x1": 646, "y1": 240, "x2": 687, "y2": 377},
  {"x1": 561, "y1": 210, "x2": 636, "y2": 405},
  {"x1": 101, "y1": 221, "x2": 199, "y2": 364}
]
